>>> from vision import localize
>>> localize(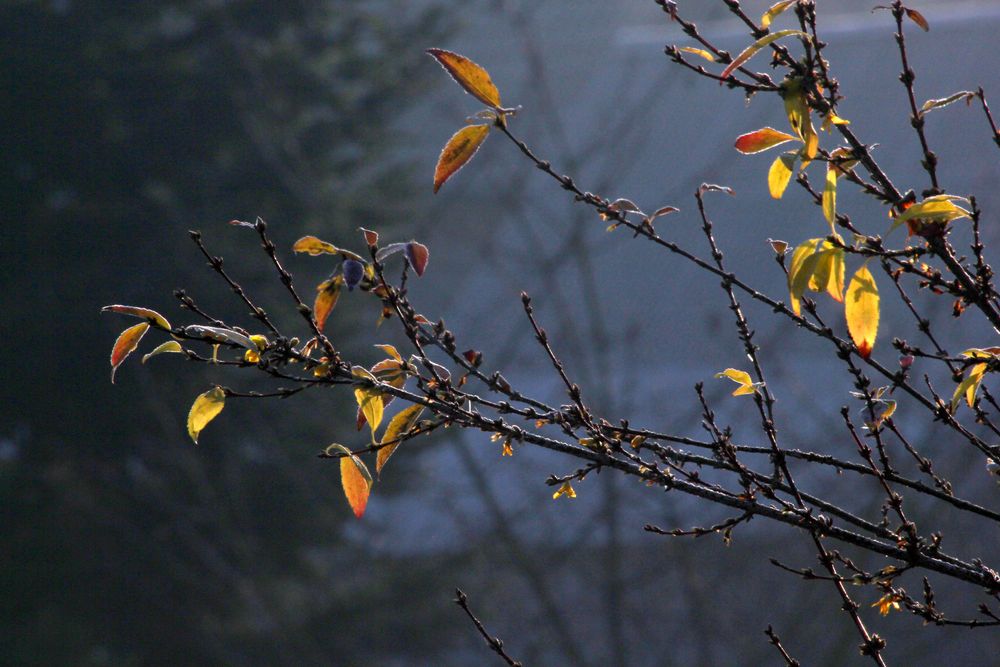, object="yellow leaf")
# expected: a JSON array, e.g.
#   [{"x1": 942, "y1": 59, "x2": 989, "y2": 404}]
[
  {"x1": 890, "y1": 196, "x2": 972, "y2": 232},
  {"x1": 715, "y1": 368, "x2": 758, "y2": 396},
  {"x1": 375, "y1": 344, "x2": 403, "y2": 363},
  {"x1": 110, "y1": 322, "x2": 150, "y2": 383},
  {"x1": 799, "y1": 120, "x2": 819, "y2": 169},
  {"x1": 677, "y1": 46, "x2": 717, "y2": 62},
  {"x1": 820, "y1": 112, "x2": 850, "y2": 131},
  {"x1": 951, "y1": 362, "x2": 988, "y2": 413},
  {"x1": 788, "y1": 238, "x2": 823, "y2": 314},
  {"x1": 377, "y1": 403, "x2": 424, "y2": 475},
  {"x1": 292, "y1": 236, "x2": 365, "y2": 261},
  {"x1": 720, "y1": 30, "x2": 808, "y2": 82},
  {"x1": 872, "y1": 594, "x2": 901, "y2": 616},
  {"x1": 761, "y1": 0, "x2": 796, "y2": 28},
  {"x1": 426, "y1": 48, "x2": 502, "y2": 108},
  {"x1": 102, "y1": 305, "x2": 171, "y2": 331},
  {"x1": 845, "y1": 265, "x2": 879, "y2": 359},
  {"x1": 553, "y1": 481, "x2": 577, "y2": 499},
  {"x1": 822, "y1": 164, "x2": 837, "y2": 230},
  {"x1": 434, "y1": 124, "x2": 490, "y2": 193},
  {"x1": 353, "y1": 367, "x2": 384, "y2": 440},
  {"x1": 768, "y1": 153, "x2": 796, "y2": 199},
  {"x1": 142, "y1": 340, "x2": 183, "y2": 364},
  {"x1": 328, "y1": 444, "x2": 373, "y2": 518},
  {"x1": 501, "y1": 440, "x2": 514, "y2": 457},
  {"x1": 243, "y1": 335, "x2": 268, "y2": 363},
  {"x1": 187, "y1": 386, "x2": 225, "y2": 444}
]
